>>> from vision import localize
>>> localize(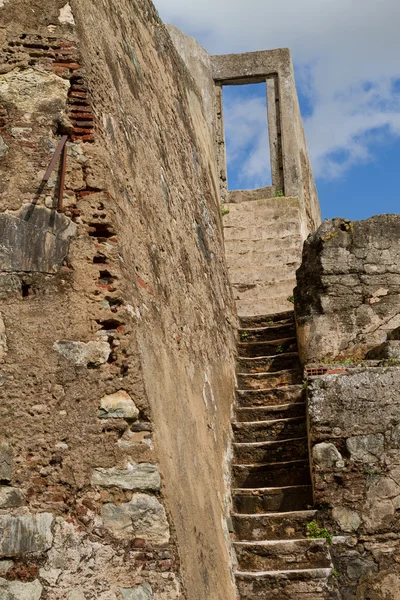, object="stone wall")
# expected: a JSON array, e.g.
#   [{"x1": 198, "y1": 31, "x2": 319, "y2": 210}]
[
  {"x1": 308, "y1": 367, "x2": 400, "y2": 600},
  {"x1": 295, "y1": 215, "x2": 400, "y2": 364},
  {"x1": 0, "y1": 2, "x2": 237, "y2": 599}
]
